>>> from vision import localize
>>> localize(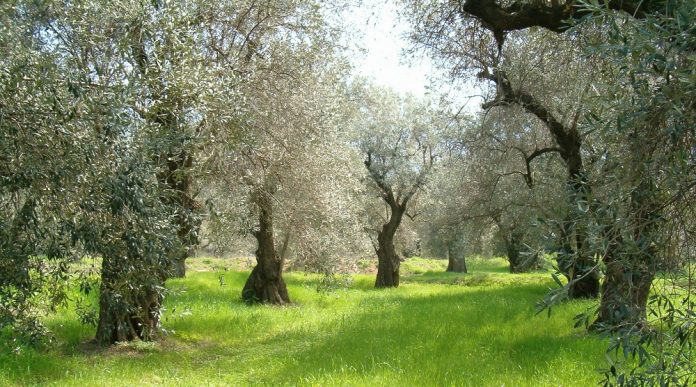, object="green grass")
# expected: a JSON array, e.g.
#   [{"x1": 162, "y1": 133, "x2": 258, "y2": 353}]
[{"x1": 0, "y1": 257, "x2": 608, "y2": 386}]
